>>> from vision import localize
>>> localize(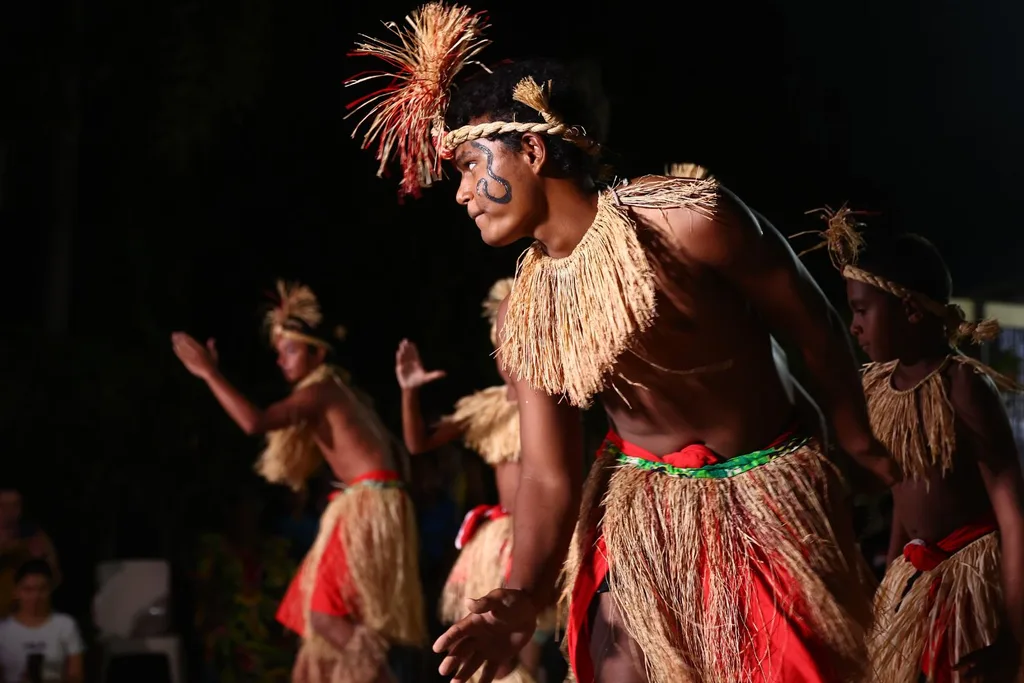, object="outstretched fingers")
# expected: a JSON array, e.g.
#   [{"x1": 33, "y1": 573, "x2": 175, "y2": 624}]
[
  {"x1": 433, "y1": 613, "x2": 483, "y2": 653},
  {"x1": 424, "y1": 369, "x2": 447, "y2": 383}
]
